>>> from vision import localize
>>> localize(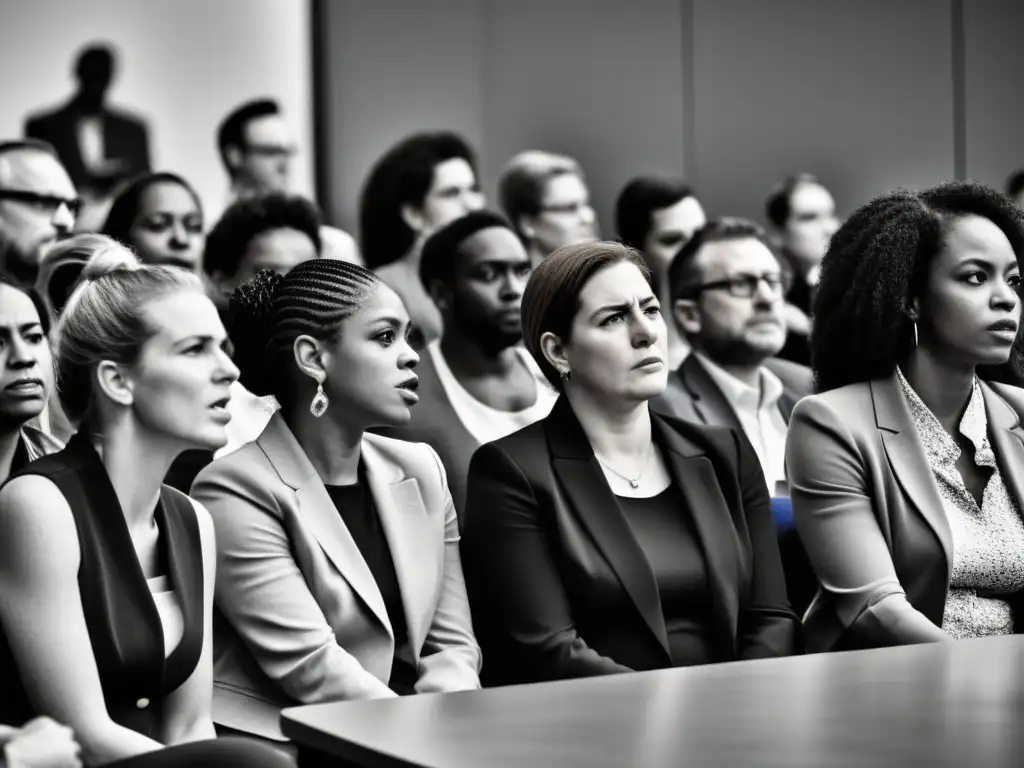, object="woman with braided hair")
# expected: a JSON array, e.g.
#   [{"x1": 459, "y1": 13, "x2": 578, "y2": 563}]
[
  {"x1": 190, "y1": 259, "x2": 481, "y2": 745},
  {"x1": 786, "y1": 180, "x2": 1024, "y2": 652}
]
